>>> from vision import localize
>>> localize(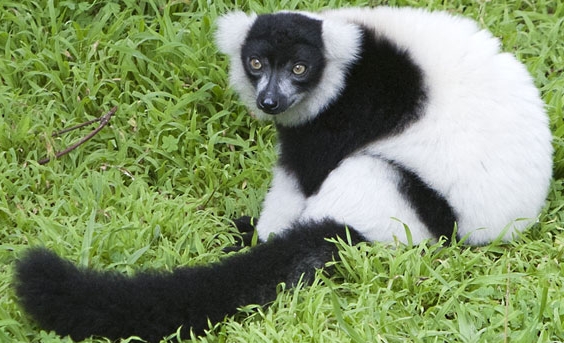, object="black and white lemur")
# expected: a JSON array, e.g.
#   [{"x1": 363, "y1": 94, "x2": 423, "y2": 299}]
[{"x1": 14, "y1": 7, "x2": 553, "y2": 342}]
